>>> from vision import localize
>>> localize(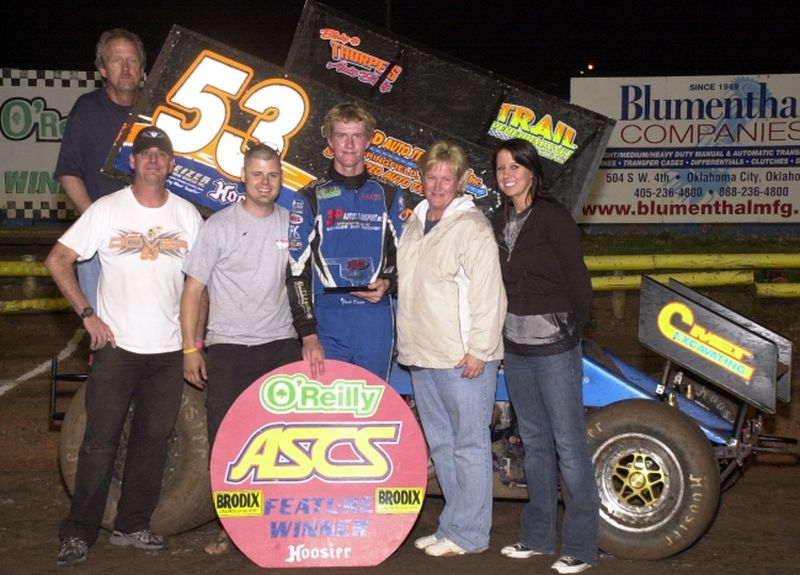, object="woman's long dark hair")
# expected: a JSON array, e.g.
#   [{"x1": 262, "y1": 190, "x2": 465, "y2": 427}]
[{"x1": 492, "y1": 138, "x2": 547, "y2": 219}]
